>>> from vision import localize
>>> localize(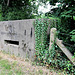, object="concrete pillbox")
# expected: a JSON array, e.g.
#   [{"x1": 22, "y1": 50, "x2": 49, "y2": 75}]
[{"x1": 0, "y1": 19, "x2": 35, "y2": 60}]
